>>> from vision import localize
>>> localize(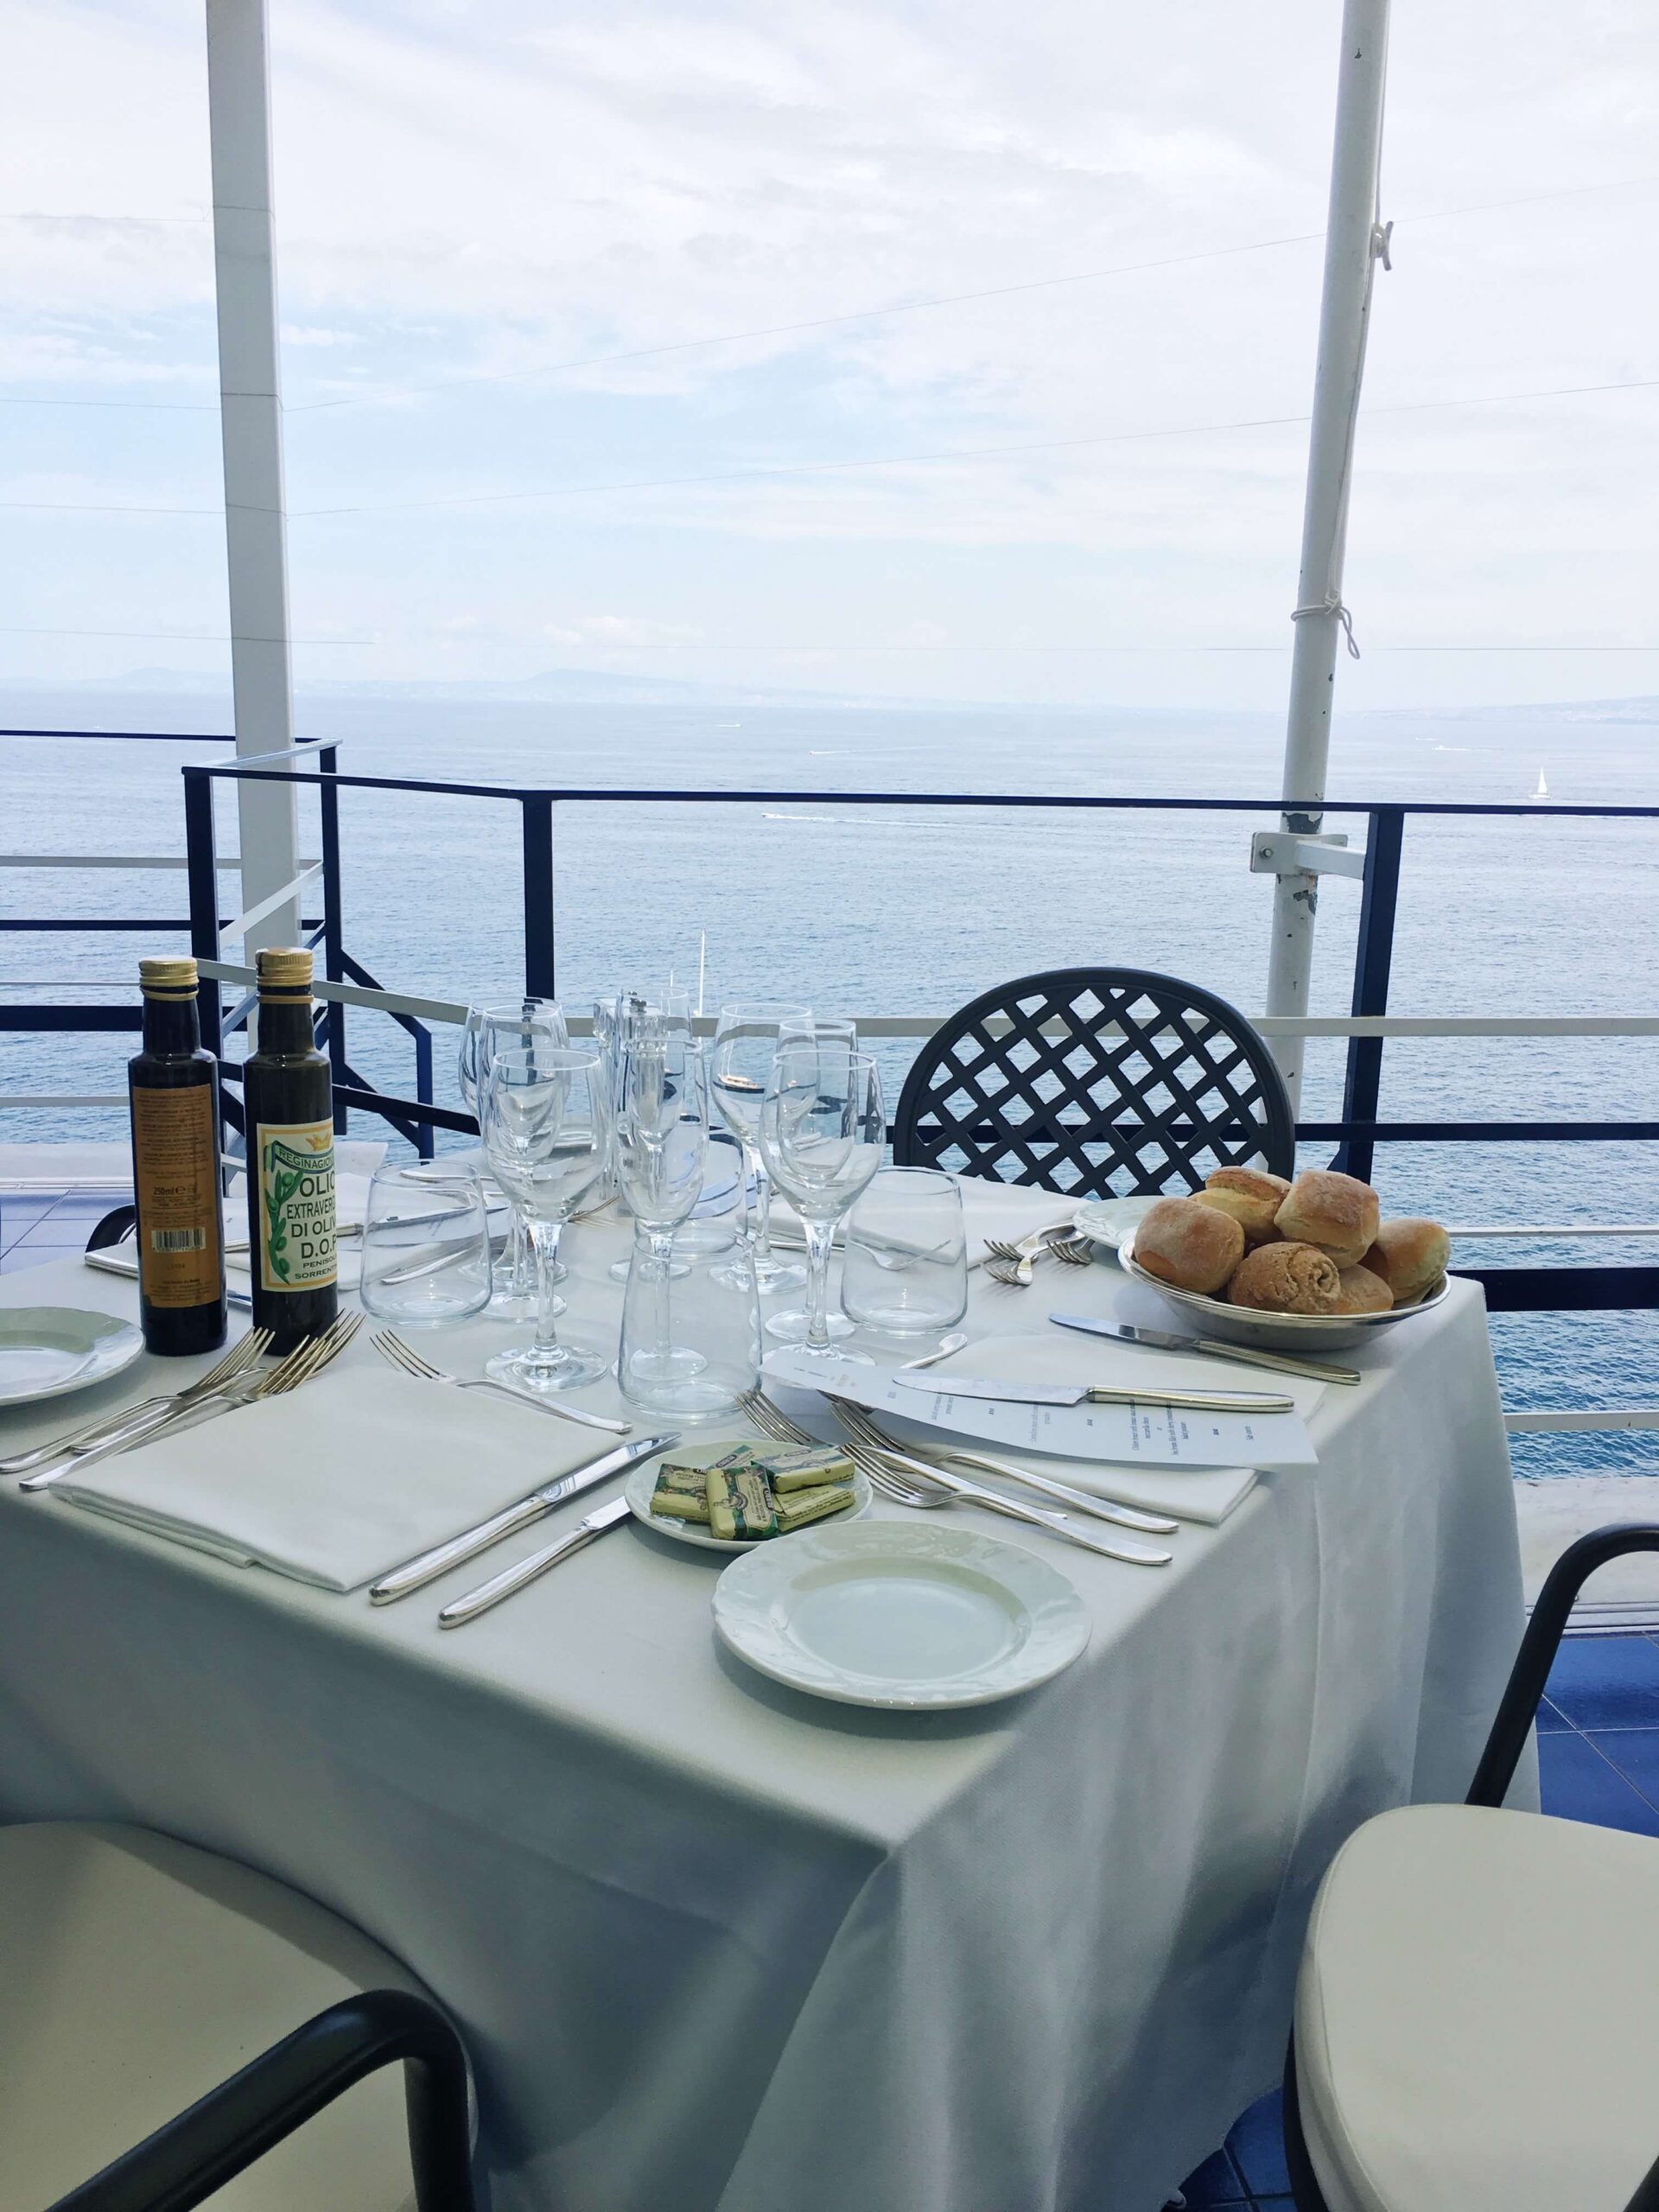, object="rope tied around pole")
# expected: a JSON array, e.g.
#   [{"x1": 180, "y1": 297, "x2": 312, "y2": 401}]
[{"x1": 1291, "y1": 593, "x2": 1362, "y2": 658}]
